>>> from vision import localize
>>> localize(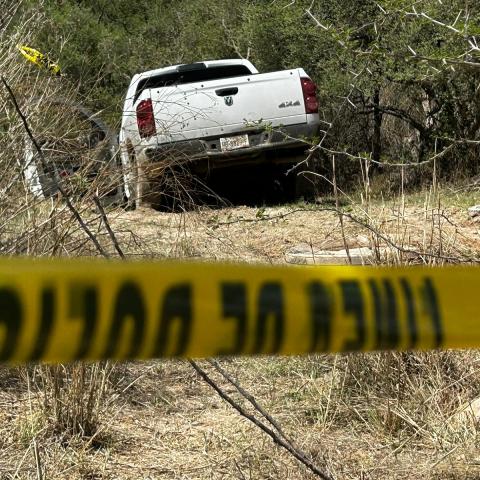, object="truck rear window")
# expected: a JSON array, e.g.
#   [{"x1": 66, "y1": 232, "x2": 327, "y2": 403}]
[{"x1": 134, "y1": 65, "x2": 252, "y2": 102}]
